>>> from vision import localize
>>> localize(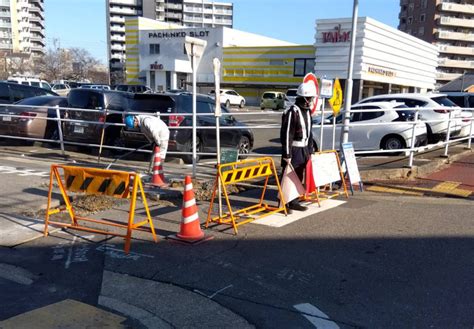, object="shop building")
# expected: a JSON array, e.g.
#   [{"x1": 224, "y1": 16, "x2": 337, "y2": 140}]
[
  {"x1": 125, "y1": 17, "x2": 314, "y2": 104},
  {"x1": 315, "y1": 17, "x2": 439, "y2": 103}
]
